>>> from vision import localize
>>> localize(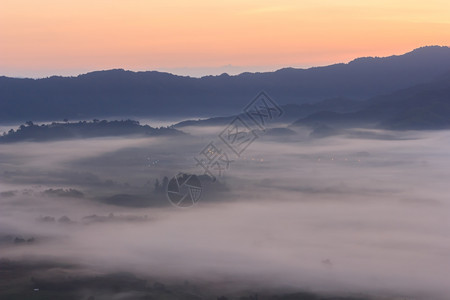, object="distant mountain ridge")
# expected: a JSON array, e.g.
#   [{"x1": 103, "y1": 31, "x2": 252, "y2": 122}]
[
  {"x1": 291, "y1": 72, "x2": 450, "y2": 130},
  {"x1": 1, "y1": 46, "x2": 450, "y2": 123},
  {"x1": 176, "y1": 71, "x2": 450, "y2": 131},
  {"x1": 174, "y1": 97, "x2": 366, "y2": 128}
]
